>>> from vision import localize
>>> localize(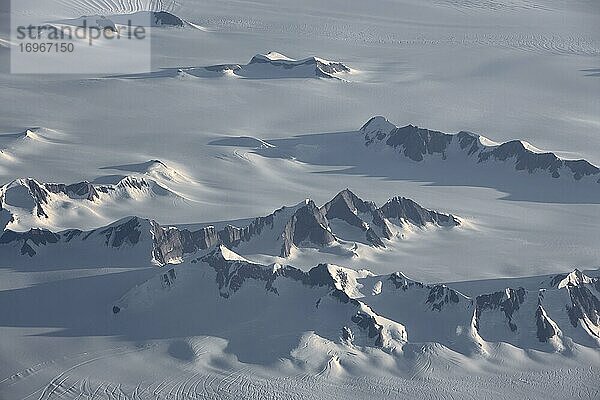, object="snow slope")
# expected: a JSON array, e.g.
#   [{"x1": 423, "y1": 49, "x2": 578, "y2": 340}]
[{"x1": 55, "y1": 11, "x2": 187, "y2": 29}]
